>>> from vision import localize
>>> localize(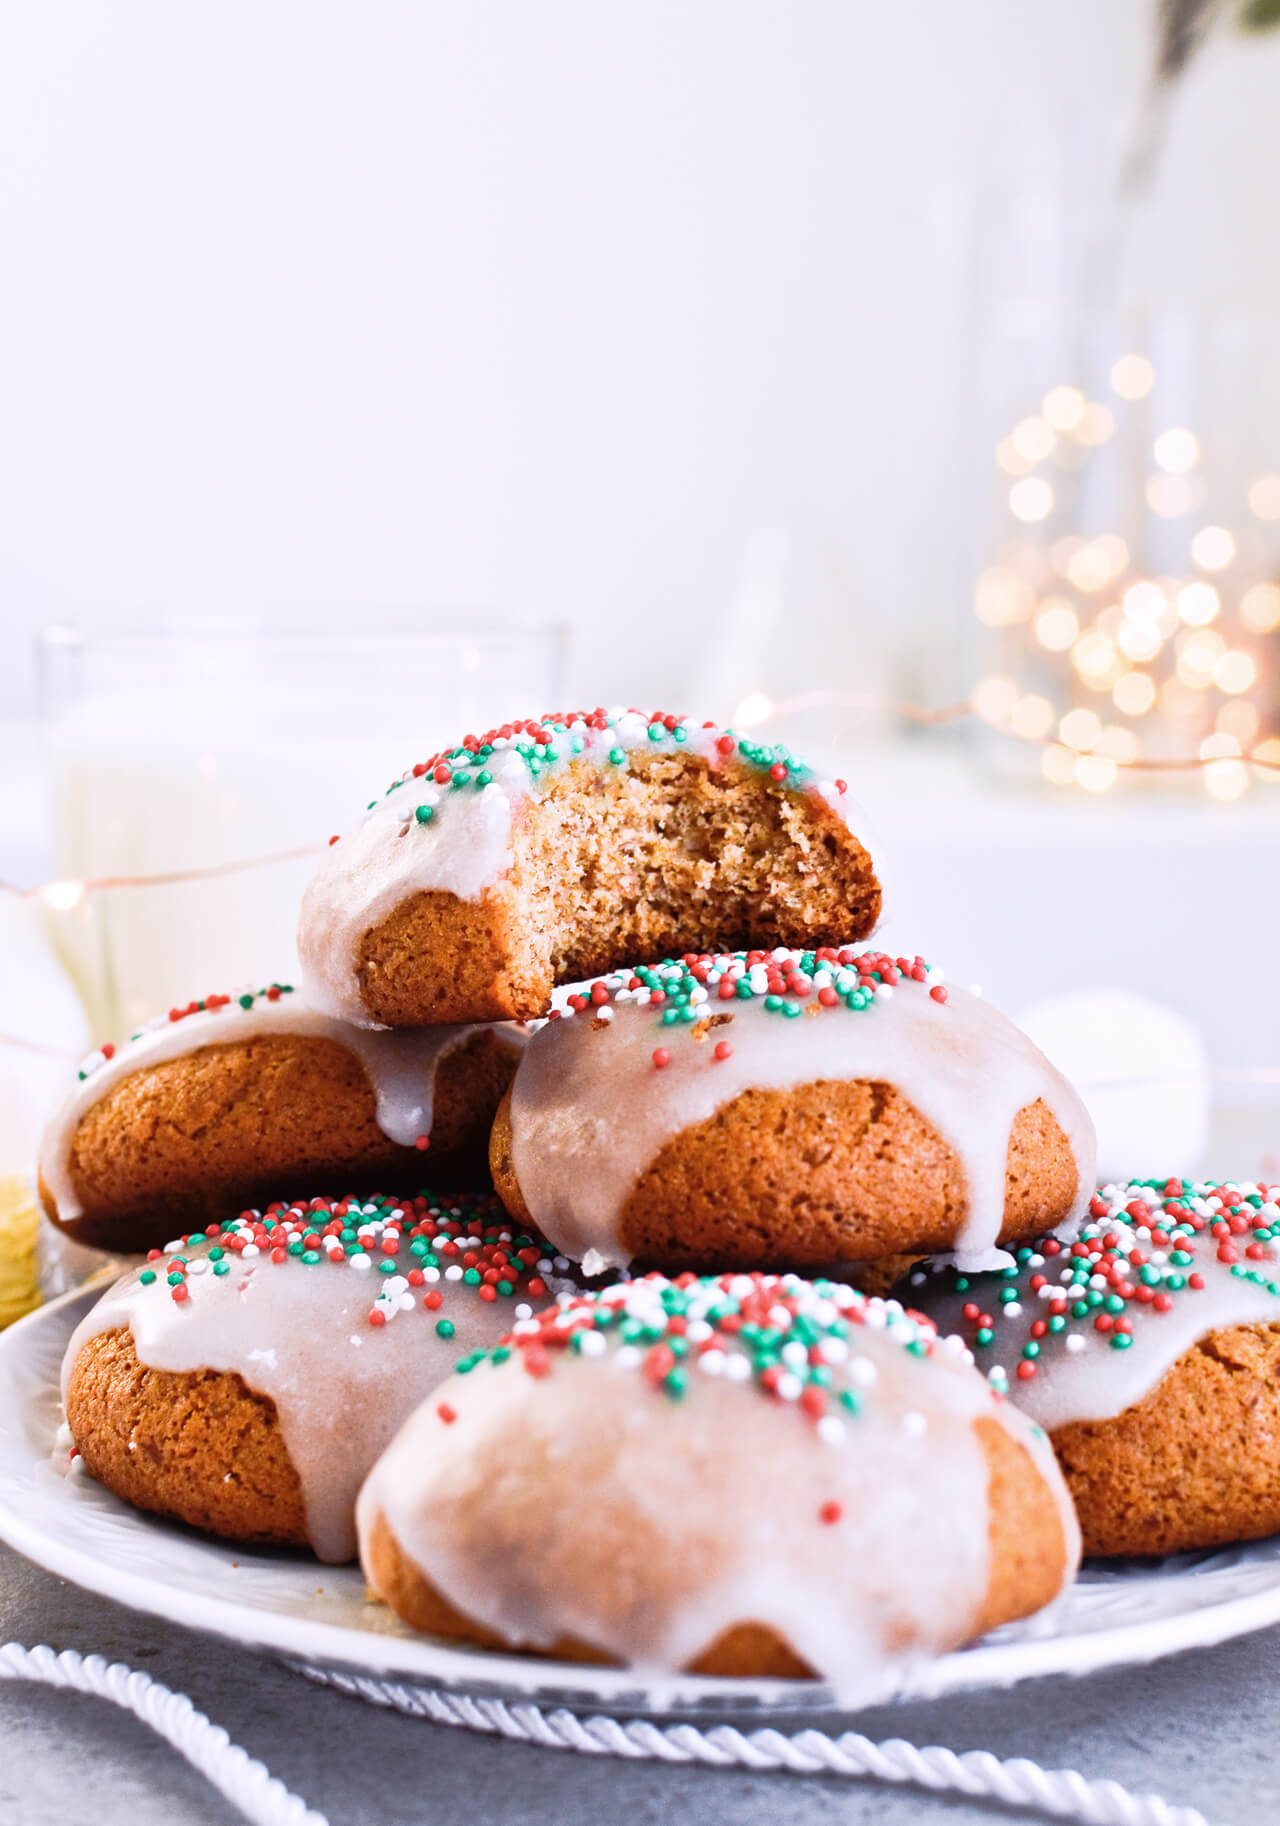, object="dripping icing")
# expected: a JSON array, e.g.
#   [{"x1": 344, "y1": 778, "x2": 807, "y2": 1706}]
[
  {"x1": 38, "y1": 986, "x2": 524, "y2": 1222},
  {"x1": 506, "y1": 950, "x2": 1095, "y2": 1269}
]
